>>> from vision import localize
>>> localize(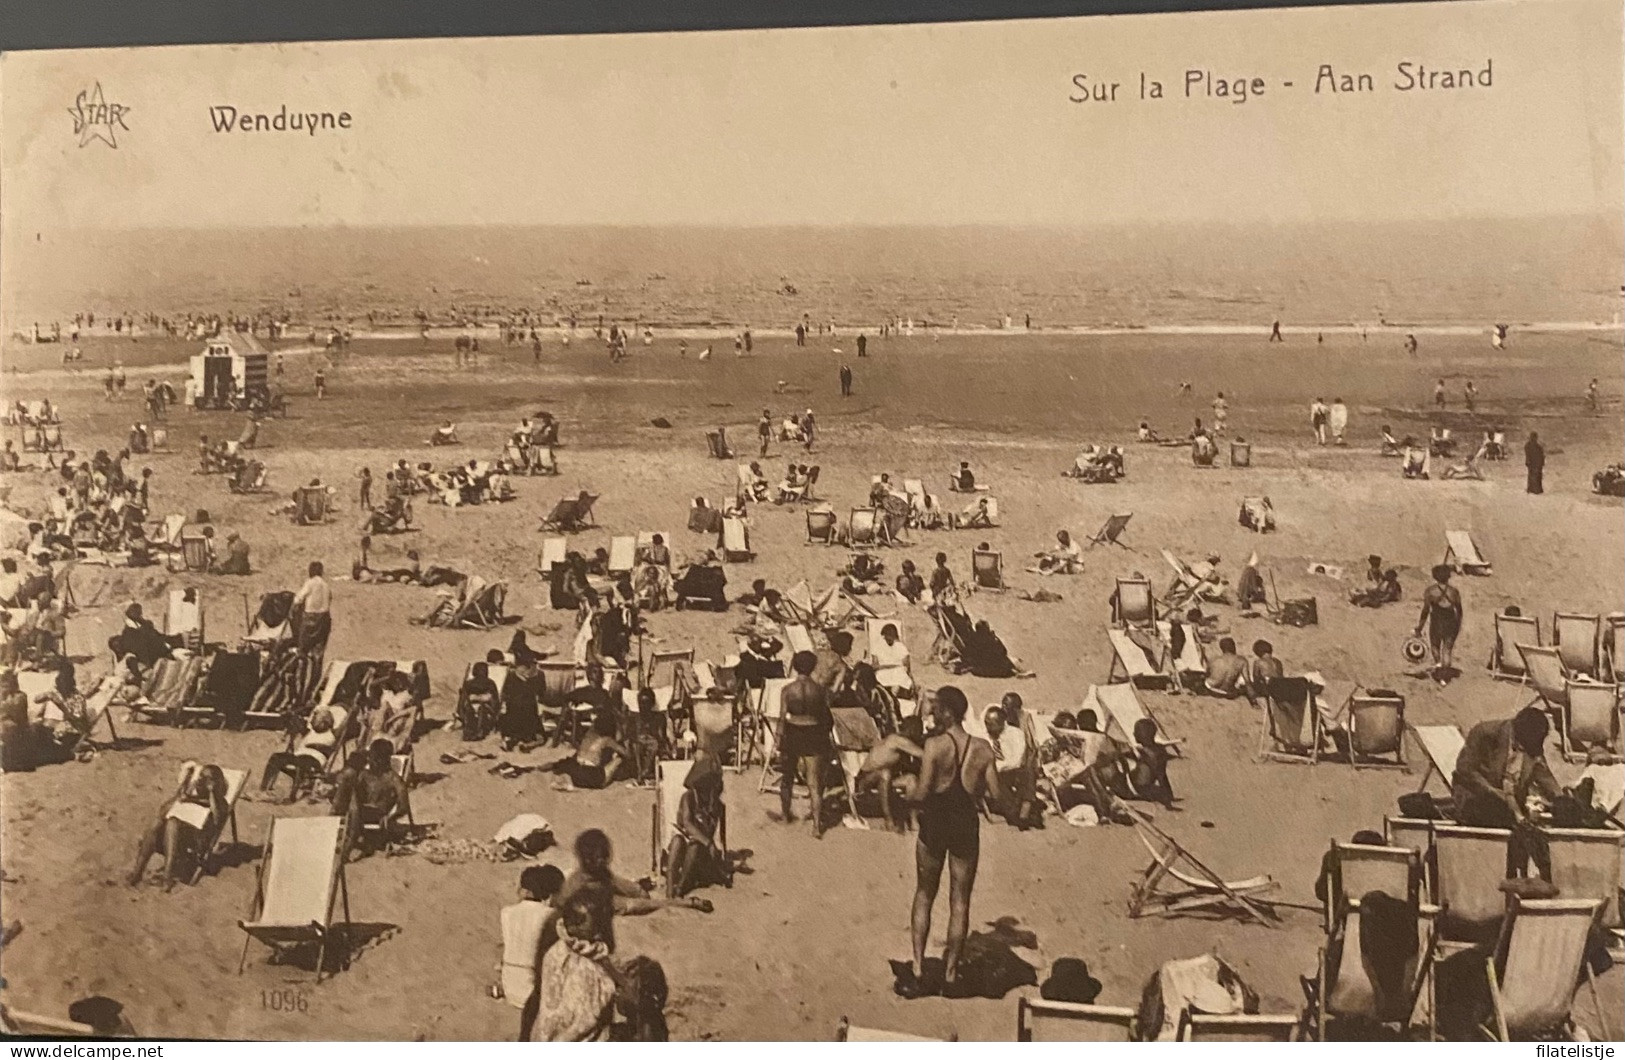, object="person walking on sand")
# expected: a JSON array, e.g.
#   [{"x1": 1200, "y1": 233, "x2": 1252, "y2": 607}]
[
  {"x1": 1329, "y1": 397, "x2": 1349, "y2": 446},
  {"x1": 1524, "y1": 431, "x2": 1545, "y2": 495},
  {"x1": 1414, "y1": 564, "x2": 1463, "y2": 686},
  {"x1": 1210, "y1": 392, "x2": 1229, "y2": 436},
  {"x1": 1269, "y1": 319, "x2": 1283, "y2": 342},
  {"x1": 1586, "y1": 379, "x2": 1599, "y2": 414},
  {"x1": 897, "y1": 686, "x2": 1004, "y2": 1000},
  {"x1": 1309, "y1": 397, "x2": 1329, "y2": 446},
  {"x1": 314, "y1": 368, "x2": 327, "y2": 400},
  {"x1": 757, "y1": 409, "x2": 772, "y2": 458},
  {"x1": 801, "y1": 409, "x2": 816, "y2": 452},
  {"x1": 839, "y1": 363, "x2": 853, "y2": 398},
  {"x1": 1464, "y1": 381, "x2": 1477, "y2": 413}
]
